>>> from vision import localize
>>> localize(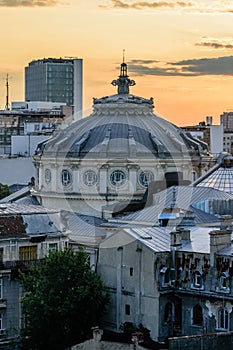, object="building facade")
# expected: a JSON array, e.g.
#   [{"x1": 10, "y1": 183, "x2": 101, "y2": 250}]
[
  {"x1": 0, "y1": 202, "x2": 69, "y2": 349},
  {"x1": 97, "y1": 213, "x2": 233, "y2": 343},
  {"x1": 25, "y1": 58, "x2": 83, "y2": 120}
]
